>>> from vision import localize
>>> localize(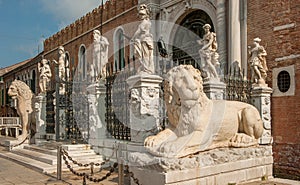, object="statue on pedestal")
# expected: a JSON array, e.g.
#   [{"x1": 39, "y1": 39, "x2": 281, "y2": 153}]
[
  {"x1": 38, "y1": 59, "x2": 52, "y2": 93},
  {"x1": 8, "y1": 80, "x2": 35, "y2": 141},
  {"x1": 197, "y1": 24, "x2": 219, "y2": 80},
  {"x1": 248, "y1": 37, "x2": 268, "y2": 86},
  {"x1": 91, "y1": 30, "x2": 109, "y2": 81},
  {"x1": 53, "y1": 46, "x2": 70, "y2": 93},
  {"x1": 132, "y1": 4, "x2": 155, "y2": 74}
]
